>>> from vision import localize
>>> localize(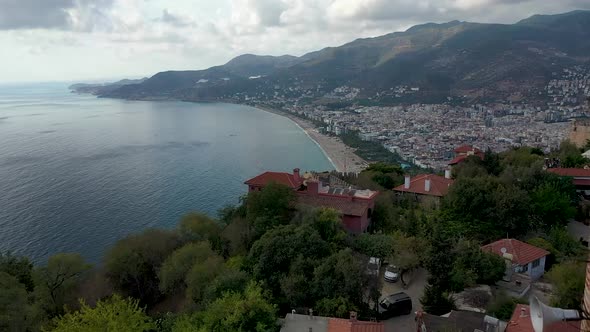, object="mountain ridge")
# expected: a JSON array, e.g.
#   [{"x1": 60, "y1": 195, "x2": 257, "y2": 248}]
[{"x1": 75, "y1": 10, "x2": 590, "y2": 105}]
